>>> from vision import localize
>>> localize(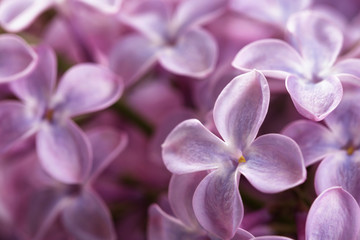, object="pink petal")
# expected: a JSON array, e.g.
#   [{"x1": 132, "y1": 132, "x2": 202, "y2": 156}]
[
  {"x1": 0, "y1": 0, "x2": 54, "y2": 32},
  {"x1": 230, "y1": 0, "x2": 311, "y2": 27},
  {"x1": 0, "y1": 101, "x2": 37, "y2": 153},
  {"x1": 86, "y1": 127, "x2": 128, "y2": 181},
  {"x1": 36, "y1": 120, "x2": 92, "y2": 184},
  {"x1": 109, "y1": 34, "x2": 159, "y2": 85},
  {"x1": 232, "y1": 228, "x2": 254, "y2": 240},
  {"x1": 0, "y1": 34, "x2": 37, "y2": 83},
  {"x1": 10, "y1": 45, "x2": 56, "y2": 108},
  {"x1": 126, "y1": 80, "x2": 184, "y2": 126},
  {"x1": 147, "y1": 204, "x2": 202, "y2": 240},
  {"x1": 54, "y1": 64, "x2": 123, "y2": 117},
  {"x1": 332, "y1": 58, "x2": 360, "y2": 78},
  {"x1": 213, "y1": 70, "x2": 269, "y2": 150},
  {"x1": 241, "y1": 134, "x2": 306, "y2": 193},
  {"x1": 162, "y1": 119, "x2": 236, "y2": 174},
  {"x1": 315, "y1": 151, "x2": 360, "y2": 205},
  {"x1": 172, "y1": 0, "x2": 227, "y2": 34},
  {"x1": 287, "y1": 11, "x2": 343, "y2": 73},
  {"x1": 232, "y1": 39, "x2": 304, "y2": 79},
  {"x1": 76, "y1": 0, "x2": 122, "y2": 14},
  {"x1": 282, "y1": 120, "x2": 340, "y2": 166},
  {"x1": 120, "y1": 0, "x2": 169, "y2": 42},
  {"x1": 27, "y1": 188, "x2": 66, "y2": 239},
  {"x1": 285, "y1": 74, "x2": 343, "y2": 121},
  {"x1": 168, "y1": 172, "x2": 206, "y2": 228},
  {"x1": 325, "y1": 93, "x2": 360, "y2": 147},
  {"x1": 306, "y1": 187, "x2": 360, "y2": 240},
  {"x1": 193, "y1": 167, "x2": 243, "y2": 239},
  {"x1": 62, "y1": 189, "x2": 116, "y2": 240},
  {"x1": 158, "y1": 28, "x2": 217, "y2": 78}
]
